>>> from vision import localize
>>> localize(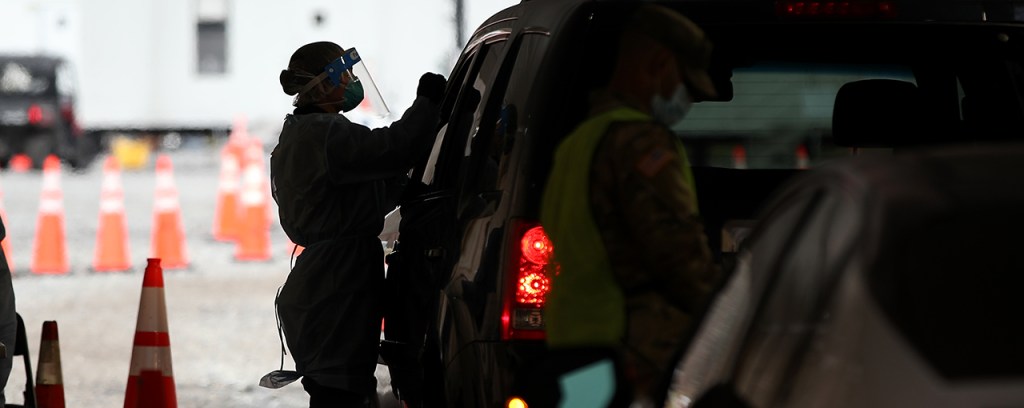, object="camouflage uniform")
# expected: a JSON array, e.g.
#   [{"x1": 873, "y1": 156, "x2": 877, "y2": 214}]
[{"x1": 587, "y1": 91, "x2": 719, "y2": 399}]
